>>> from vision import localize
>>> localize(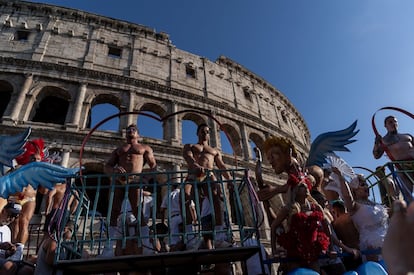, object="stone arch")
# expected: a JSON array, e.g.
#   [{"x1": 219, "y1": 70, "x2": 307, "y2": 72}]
[
  {"x1": 0, "y1": 80, "x2": 13, "y2": 118},
  {"x1": 31, "y1": 86, "x2": 71, "y2": 125},
  {"x1": 86, "y1": 93, "x2": 121, "y2": 131},
  {"x1": 181, "y1": 112, "x2": 208, "y2": 144},
  {"x1": 220, "y1": 123, "x2": 242, "y2": 157},
  {"x1": 137, "y1": 102, "x2": 166, "y2": 140},
  {"x1": 248, "y1": 132, "x2": 266, "y2": 162}
]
